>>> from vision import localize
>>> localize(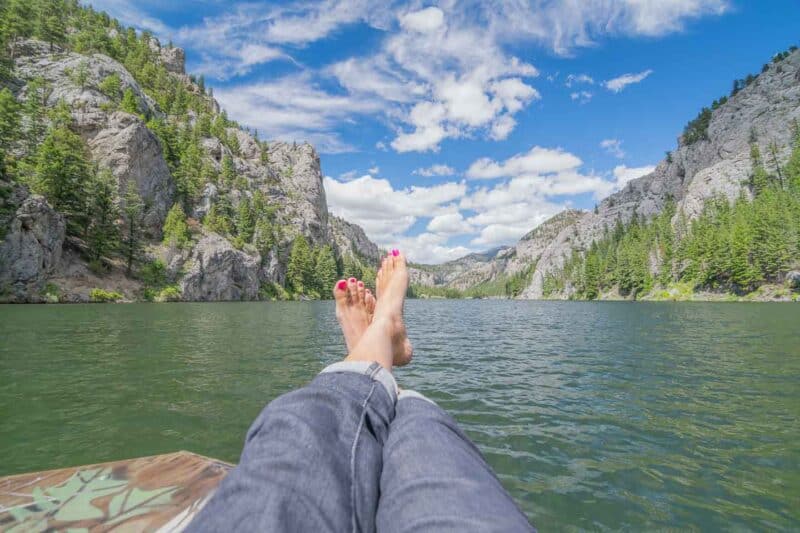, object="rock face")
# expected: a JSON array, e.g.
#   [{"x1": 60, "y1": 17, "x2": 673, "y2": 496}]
[
  {"x1": 14, "y1": 40, "x2": 175, "y2": 233},
  {"x1": 180, "y1": 233, "x2": 260, "y2": 301},
  {"x1": 520, "y1": 49, "x2": 800, "y2": 299},
  {"x1": 3, "y1": 37, "x2": 381, "y2": 302},
  {"x1": 328, "y1": 215, "x2": 381, "y2": 262},
  {"x1": 86, "y1": 113, "x2": 174, "y2": 232},
  {"x1": 0, "y1": 185, "x2": 65, "y2": 301}
]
